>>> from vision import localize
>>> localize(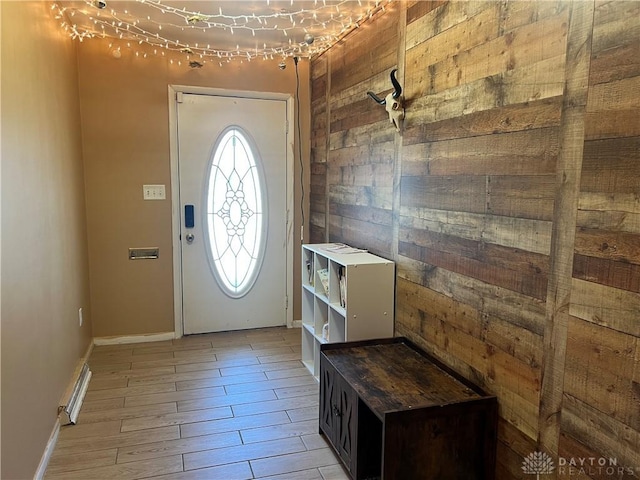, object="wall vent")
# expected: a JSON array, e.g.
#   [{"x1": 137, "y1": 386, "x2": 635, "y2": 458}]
[{"x1": 59, "y1": 363, "x2": 92, "y2": 425}]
